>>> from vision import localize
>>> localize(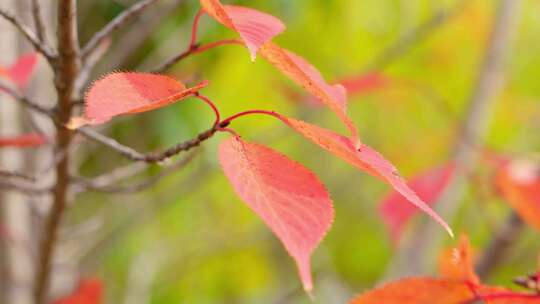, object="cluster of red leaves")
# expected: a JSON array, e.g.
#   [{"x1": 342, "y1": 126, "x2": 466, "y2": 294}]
[
  {"x1": 69, "y1": 0, "x2": 453, "y2": 294},
  {"x1": 351, "y1": 236, "x2": 540, "y2": 303},
  {"x1": 53, "y1": 278, "x2": 103, "y2": 304}
]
